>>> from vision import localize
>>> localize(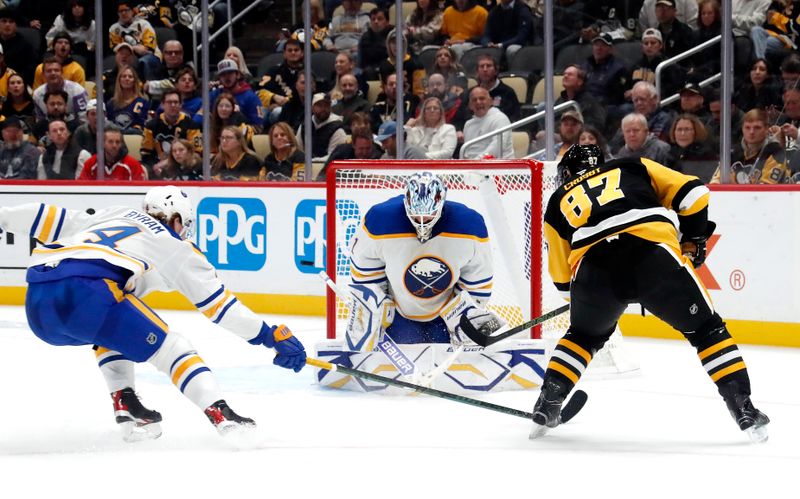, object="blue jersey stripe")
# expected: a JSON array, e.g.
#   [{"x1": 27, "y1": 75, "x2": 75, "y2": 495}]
[
  {"x1": 350, "y1": 259, "x2": 386, "y2": 272},
  {"x1": 195, "y1": 285, "x2": 225, "y2": 308},
  {"x1": 30, "y1": 204, "x2": 45, "y2": 238},
  {"x1": 459, "y1": 275, "x2": 493, "y2": 286},
  {"x1": 213, "y1": 298, "x2": 238, "y2": 324},
  {"x1": 52, "y1": 209, "x2": 66, "y2": 241},
  {"x1": 351, "y1": 276, "x2": 388, "y2": 285}
]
